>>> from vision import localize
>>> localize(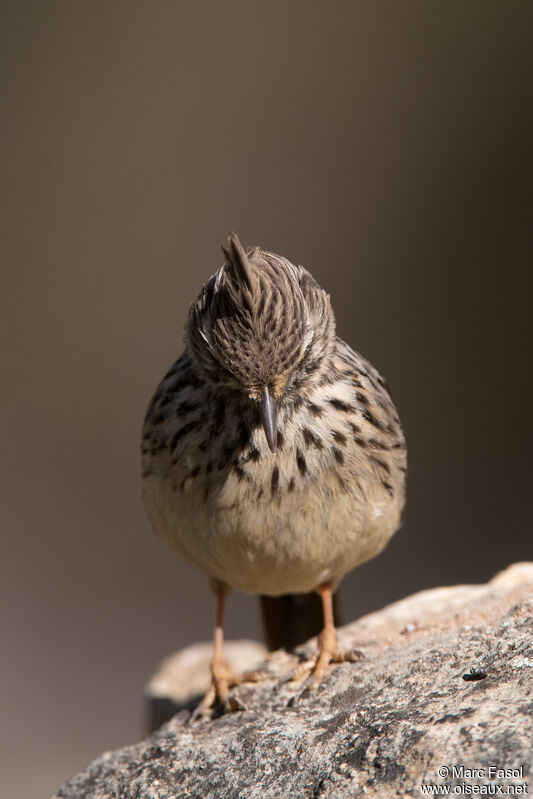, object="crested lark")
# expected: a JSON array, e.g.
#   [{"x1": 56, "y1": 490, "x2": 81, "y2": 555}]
[{"x1": 142, "y1": 234, "x2": 406, "y2": 711}]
